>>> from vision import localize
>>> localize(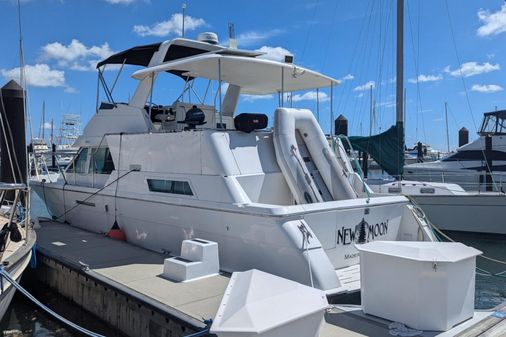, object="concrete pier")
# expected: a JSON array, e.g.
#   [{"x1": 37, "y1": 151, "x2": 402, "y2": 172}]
[{"x1": 34, "y1": 220, "x2": 505, "y2": 337}]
